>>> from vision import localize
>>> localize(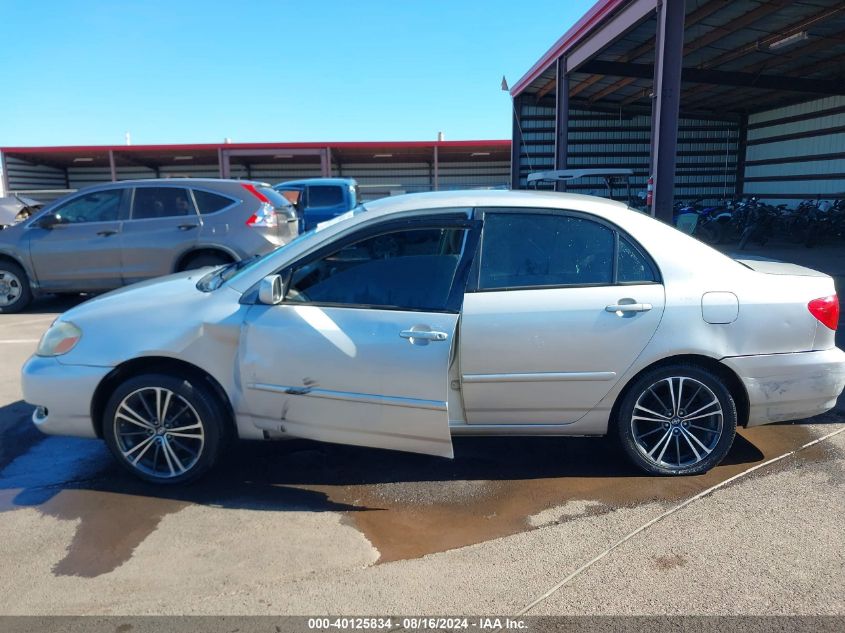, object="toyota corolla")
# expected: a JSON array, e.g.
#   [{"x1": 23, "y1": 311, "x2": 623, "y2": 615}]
[{"x1": 21, "y1": 190, "x2": 845, "y2": 483}]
